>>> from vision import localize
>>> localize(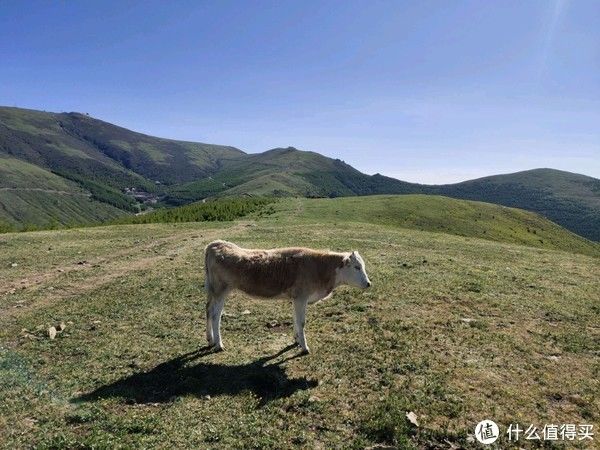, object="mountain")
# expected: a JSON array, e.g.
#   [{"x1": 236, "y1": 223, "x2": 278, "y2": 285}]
[
  {"x1": 0, "y1": 106, "x2": 243, "y2": 228},
  {"x1": 0, "y1": 154, "x2": 125, "y2": 229},
  {"x1": 0, "y1": 107, "x2": 243, "y2": 185},
  {"x1": 1, "y1": 106, "x2": 599, "y2": 242},
  {"x1": 165, "y1": 147, "x2": 422, "y2": 204},
  {"x1": 433, "y1": 169, "x2": 600, "y2": 241},
  {"x1": 0, "y1": 107, "x2": 423, "y2": 225}
]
